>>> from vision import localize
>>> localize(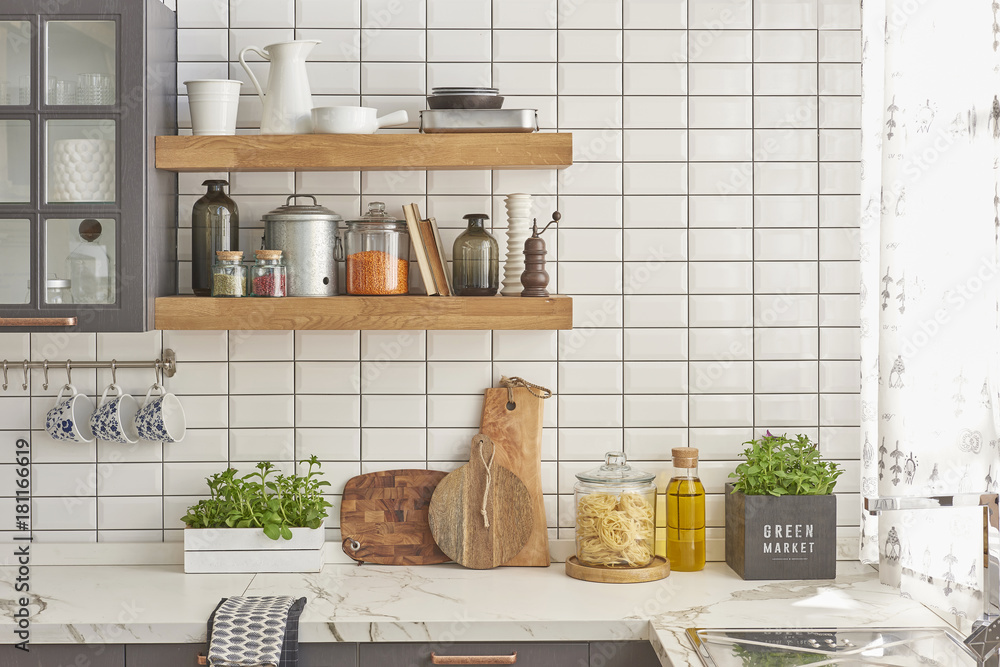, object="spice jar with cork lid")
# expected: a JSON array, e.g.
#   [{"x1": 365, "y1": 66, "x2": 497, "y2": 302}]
[
  {"x1": 666, "y1": 447, "x2": 705, "y2": 571},
  {"x1": 212, "y1": 250, "x2": 246, "y2": 297},
  {"x1": 574, "y1": 452, "x2": 656, "y2": 568},
  {"x1": 250, "y1": 249, "x2": 287, "y2": 297}
]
